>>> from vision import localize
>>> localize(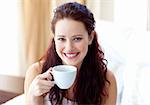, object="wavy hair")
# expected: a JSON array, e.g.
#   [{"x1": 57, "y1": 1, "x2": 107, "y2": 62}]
[{"x1": 41, "y1": 2, "x2": 109, "y2": 105}]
